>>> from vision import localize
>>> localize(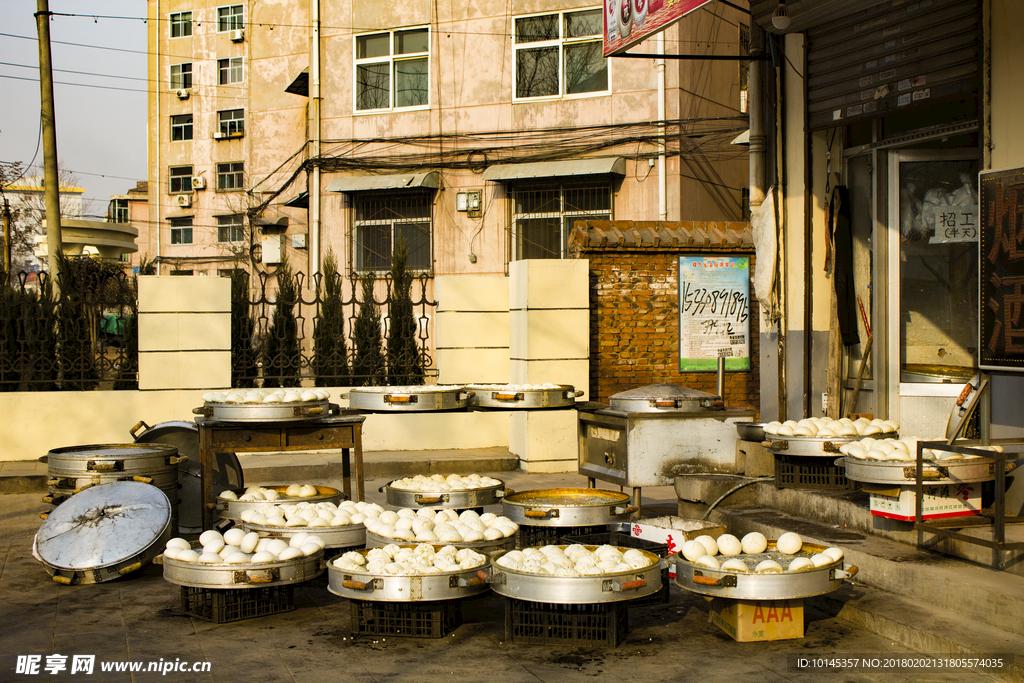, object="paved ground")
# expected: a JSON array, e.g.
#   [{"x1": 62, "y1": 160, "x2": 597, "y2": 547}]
[{"x1": 1, "y1": 470, "x2": 1017, "y2": 683}]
